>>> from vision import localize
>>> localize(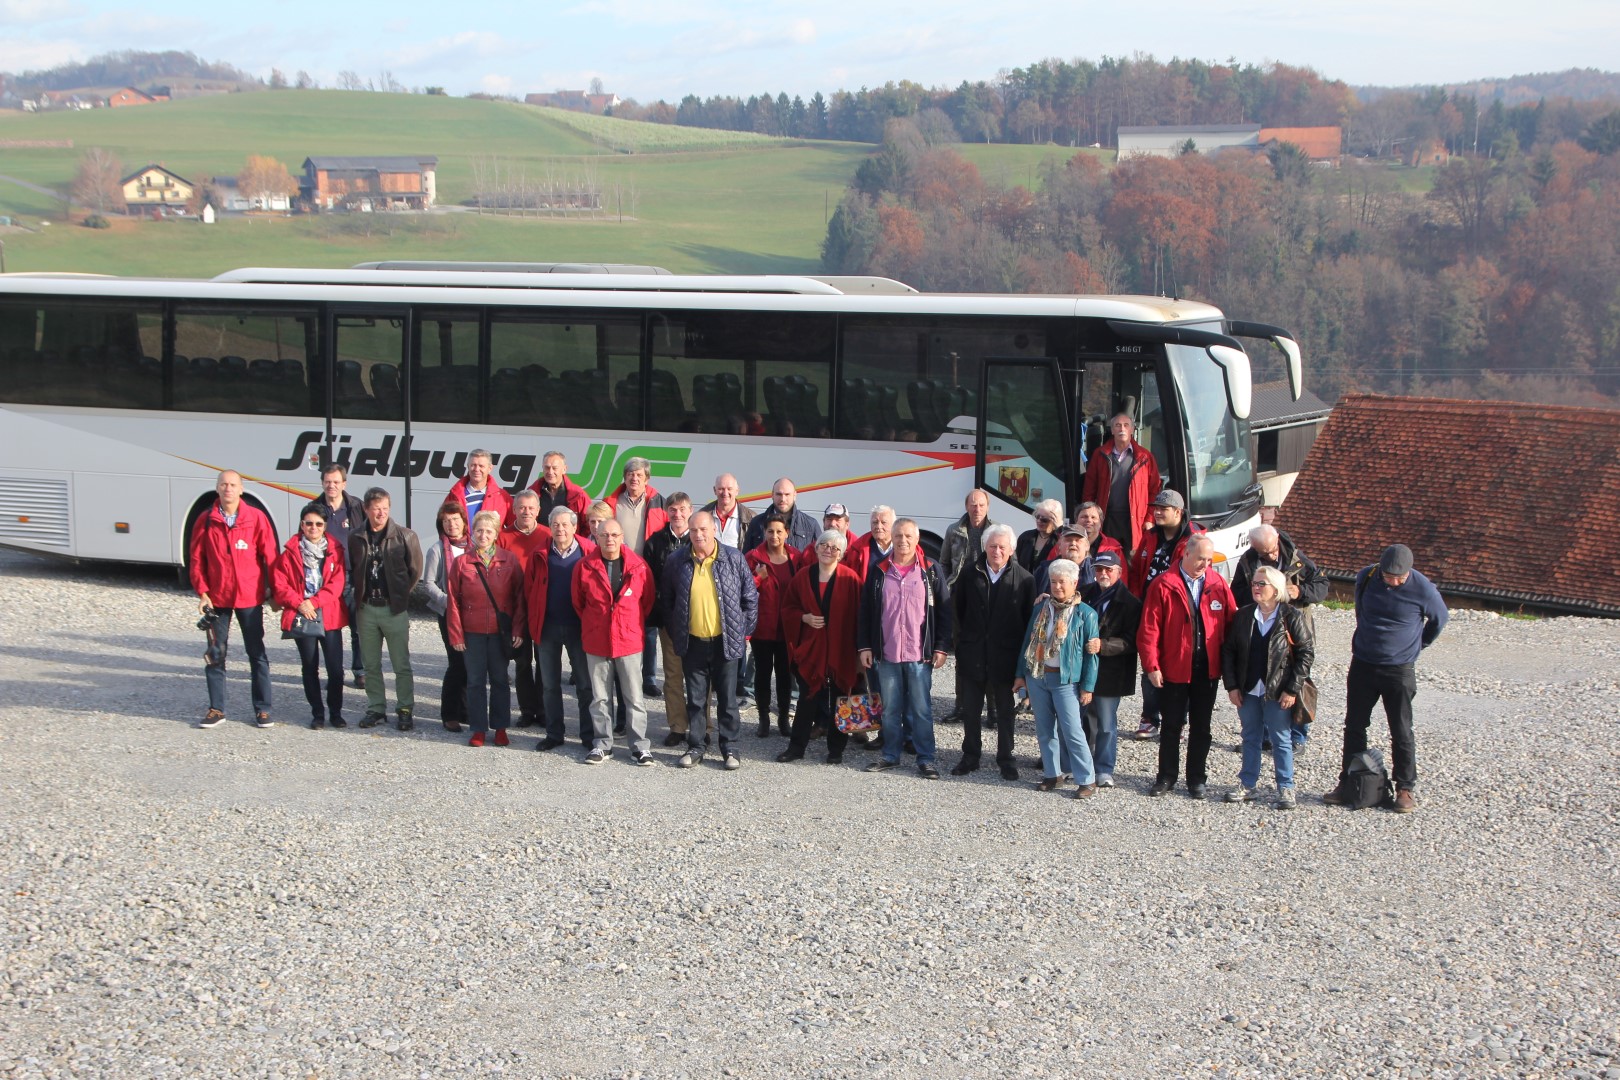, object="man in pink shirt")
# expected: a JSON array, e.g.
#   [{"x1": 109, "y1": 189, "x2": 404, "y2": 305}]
[{"x1": 855, "y1": 518, "x2": 953, "y2": 779}]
